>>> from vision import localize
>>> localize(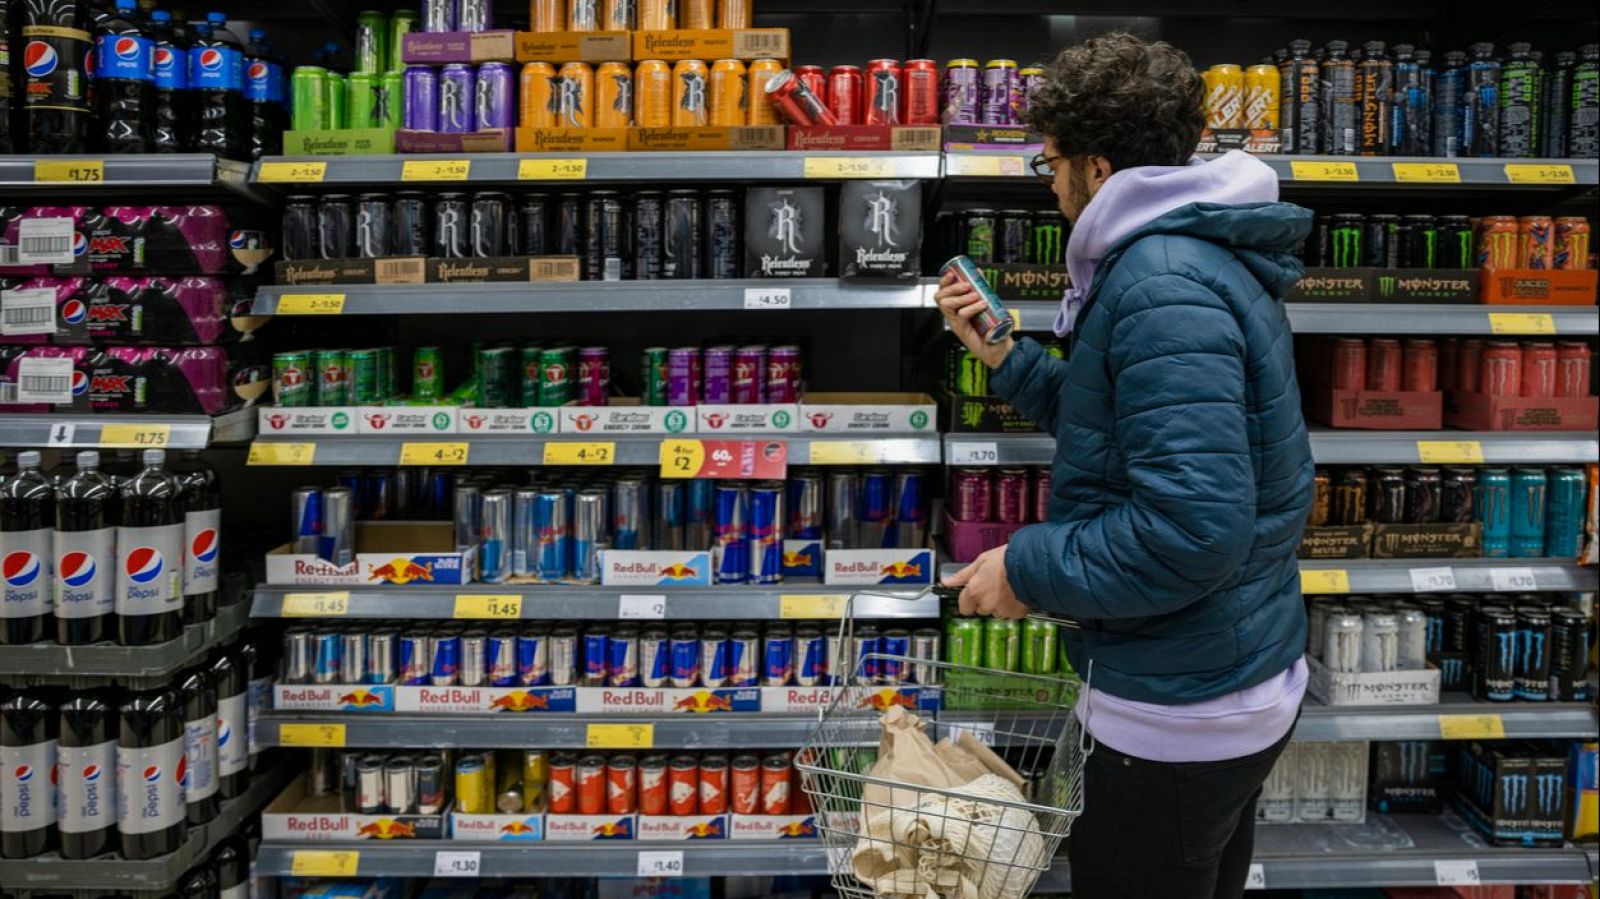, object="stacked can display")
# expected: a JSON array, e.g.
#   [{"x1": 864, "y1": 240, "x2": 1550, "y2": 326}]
[
  {"x1": 938, "y1": 59, "x2": 1046, "y2": 126},
  {"x1": 764, "y1": 59, "x2": 941, "y2": 126},
  {"x1": 935, "y1": 208, "x2": 1069, "y2": 267},
  {"x1": 291, "y1": 10, "x2": 415, "y2": 132},
  {"x1": 522, "y1": 58, "x2": 786, "y2": 129},
  {"x1": 525, "y1": 0, "x2": 753, "y2": 30},
  {"x1": 946, "y1": 467, "x2": 1052, "y2": 525},
  {"x1": 1305, "y1": 211, "x2": 1590, "y2": 271}
]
